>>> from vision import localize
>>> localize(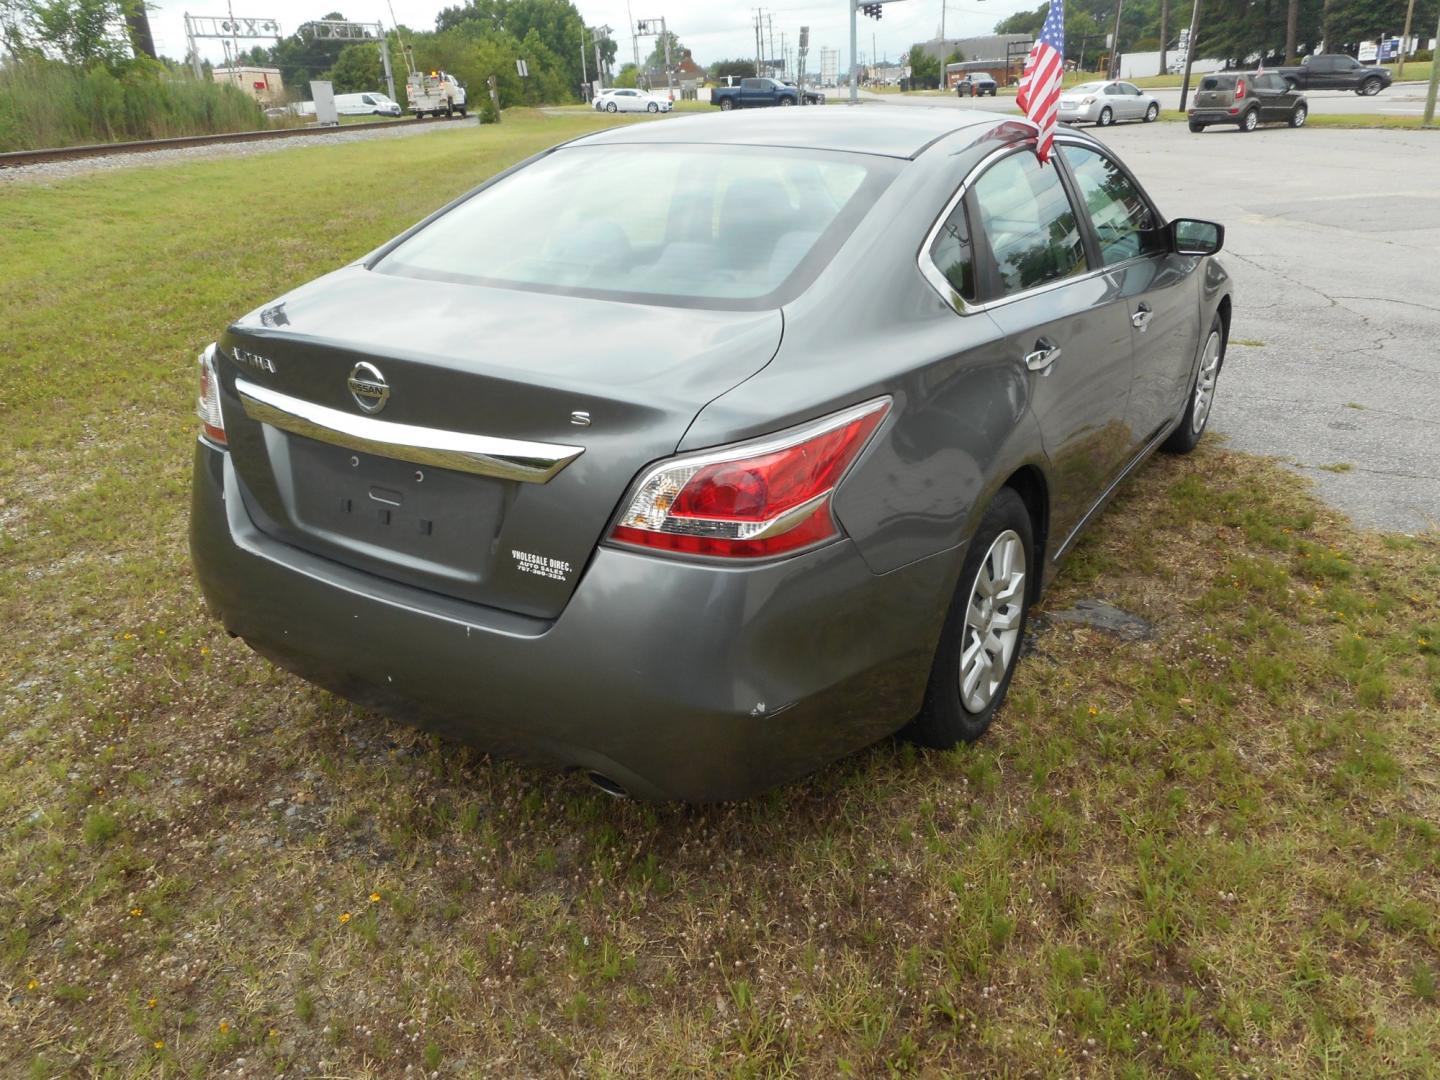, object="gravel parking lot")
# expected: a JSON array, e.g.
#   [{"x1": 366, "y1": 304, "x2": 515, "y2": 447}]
[{"x1": 1091, "y1": 122, "x2": 1440, "y2": 533}]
